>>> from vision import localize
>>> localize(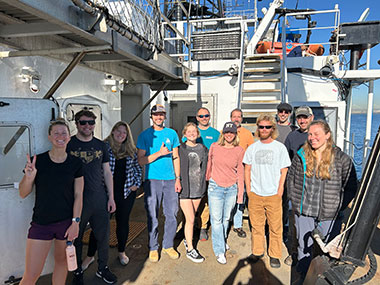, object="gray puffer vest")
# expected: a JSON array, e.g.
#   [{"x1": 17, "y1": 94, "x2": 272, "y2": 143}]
[{"x1": 287, "y1": 147, "x2": 357, "y2": 221}]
